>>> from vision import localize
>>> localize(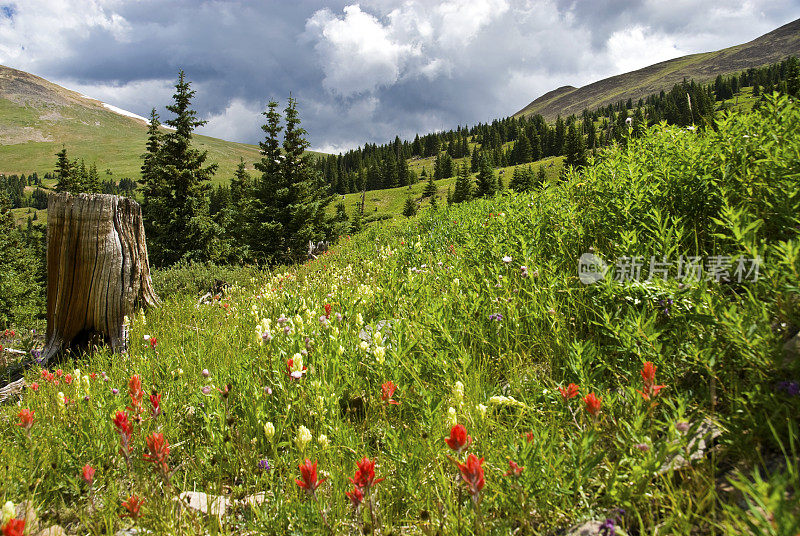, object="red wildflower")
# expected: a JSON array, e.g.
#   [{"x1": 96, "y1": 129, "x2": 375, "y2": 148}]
[
  {"x1": 583, "y1": 393, "x2": 602, "y2": 417},
  {"x1": 504, "y1": 460, "x2": 524, "y2": 477},
  {"x1": 350, "y1": 457, "x2": 384, "y2": 491},
  {"x1": 457, "y1": 454, "x2": 485, "y2": 496},
  {"x1": 345, "y1": 486, "x2": 364, "y2": 508},
  {"x1": 127, "y1": 374, "x2": 144, "y2": 418},
  {"x1": 112, "y1": 411, "x2": 133, "y2": 459},
  {"x1": 1, "y1": 519, "x2": 25, "y2": 536},
  {"x1": 324, "y1": 303, "x2": 332, "y2": 318},
  {"x1": 112, "y1": 410, "x2": 133, "y2": 435},
  {"x1": 559, "y1": 383, "x2": 580, "y2": 400},
  {"x1": 149, "y1": 336, "x2": 157, "y2": 348},
  {"x1": 56, "y1": 369, "x2": 63, "y2": 377},
  {"x1": 64, "y1": 373, "x2": 73, "y2": 384},
  {"x1": 143, "y1": 432, "x2": 170, "y2": 475},
  {"x1": 444, "y1": 424, "x2": 472, "y2": 454},
  {"x1": 296, "y1": 459, "x2": 325, "y2": 494},
  {"x1": 381, "y1": 381, "x2": 400, "y2": 405},
  {"x1": 149, "y1": 392, "x2": 161, "y2": 417},
  {"x1": 82, "y1": 464, "x2": 95, "y2": 484},
  {"x1": 637, "y1": 361, "x2": 666, "y2": 401},
  {"x1": 121, "y1": 495, "x2": 144, "y2": 519},
  {"x1": 28, "y1": 382, "x2": 38, "y2": 391},
  {"x1": 16, "y1": 408, "x2": 34, "y2": 431}
]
